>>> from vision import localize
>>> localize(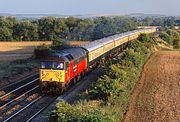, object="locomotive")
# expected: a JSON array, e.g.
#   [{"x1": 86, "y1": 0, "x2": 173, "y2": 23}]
[{"x1": 39, "y1": 28, "x2": 157, "y2": 93}]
